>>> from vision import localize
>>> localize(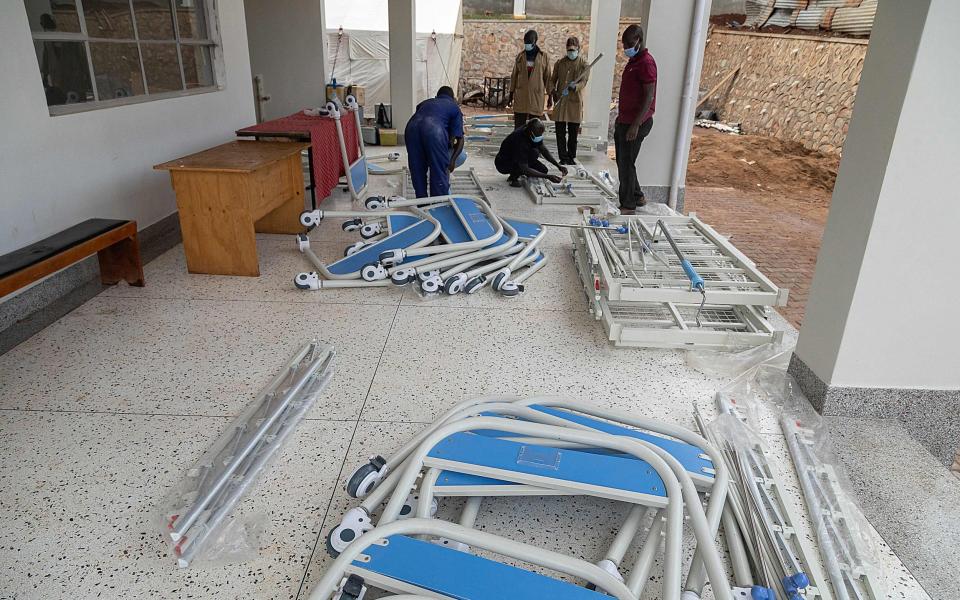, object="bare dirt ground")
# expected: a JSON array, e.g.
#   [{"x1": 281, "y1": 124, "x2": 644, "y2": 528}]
[{"x1": 684, "y1": 128, "x2": 840, "y2": 328}]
